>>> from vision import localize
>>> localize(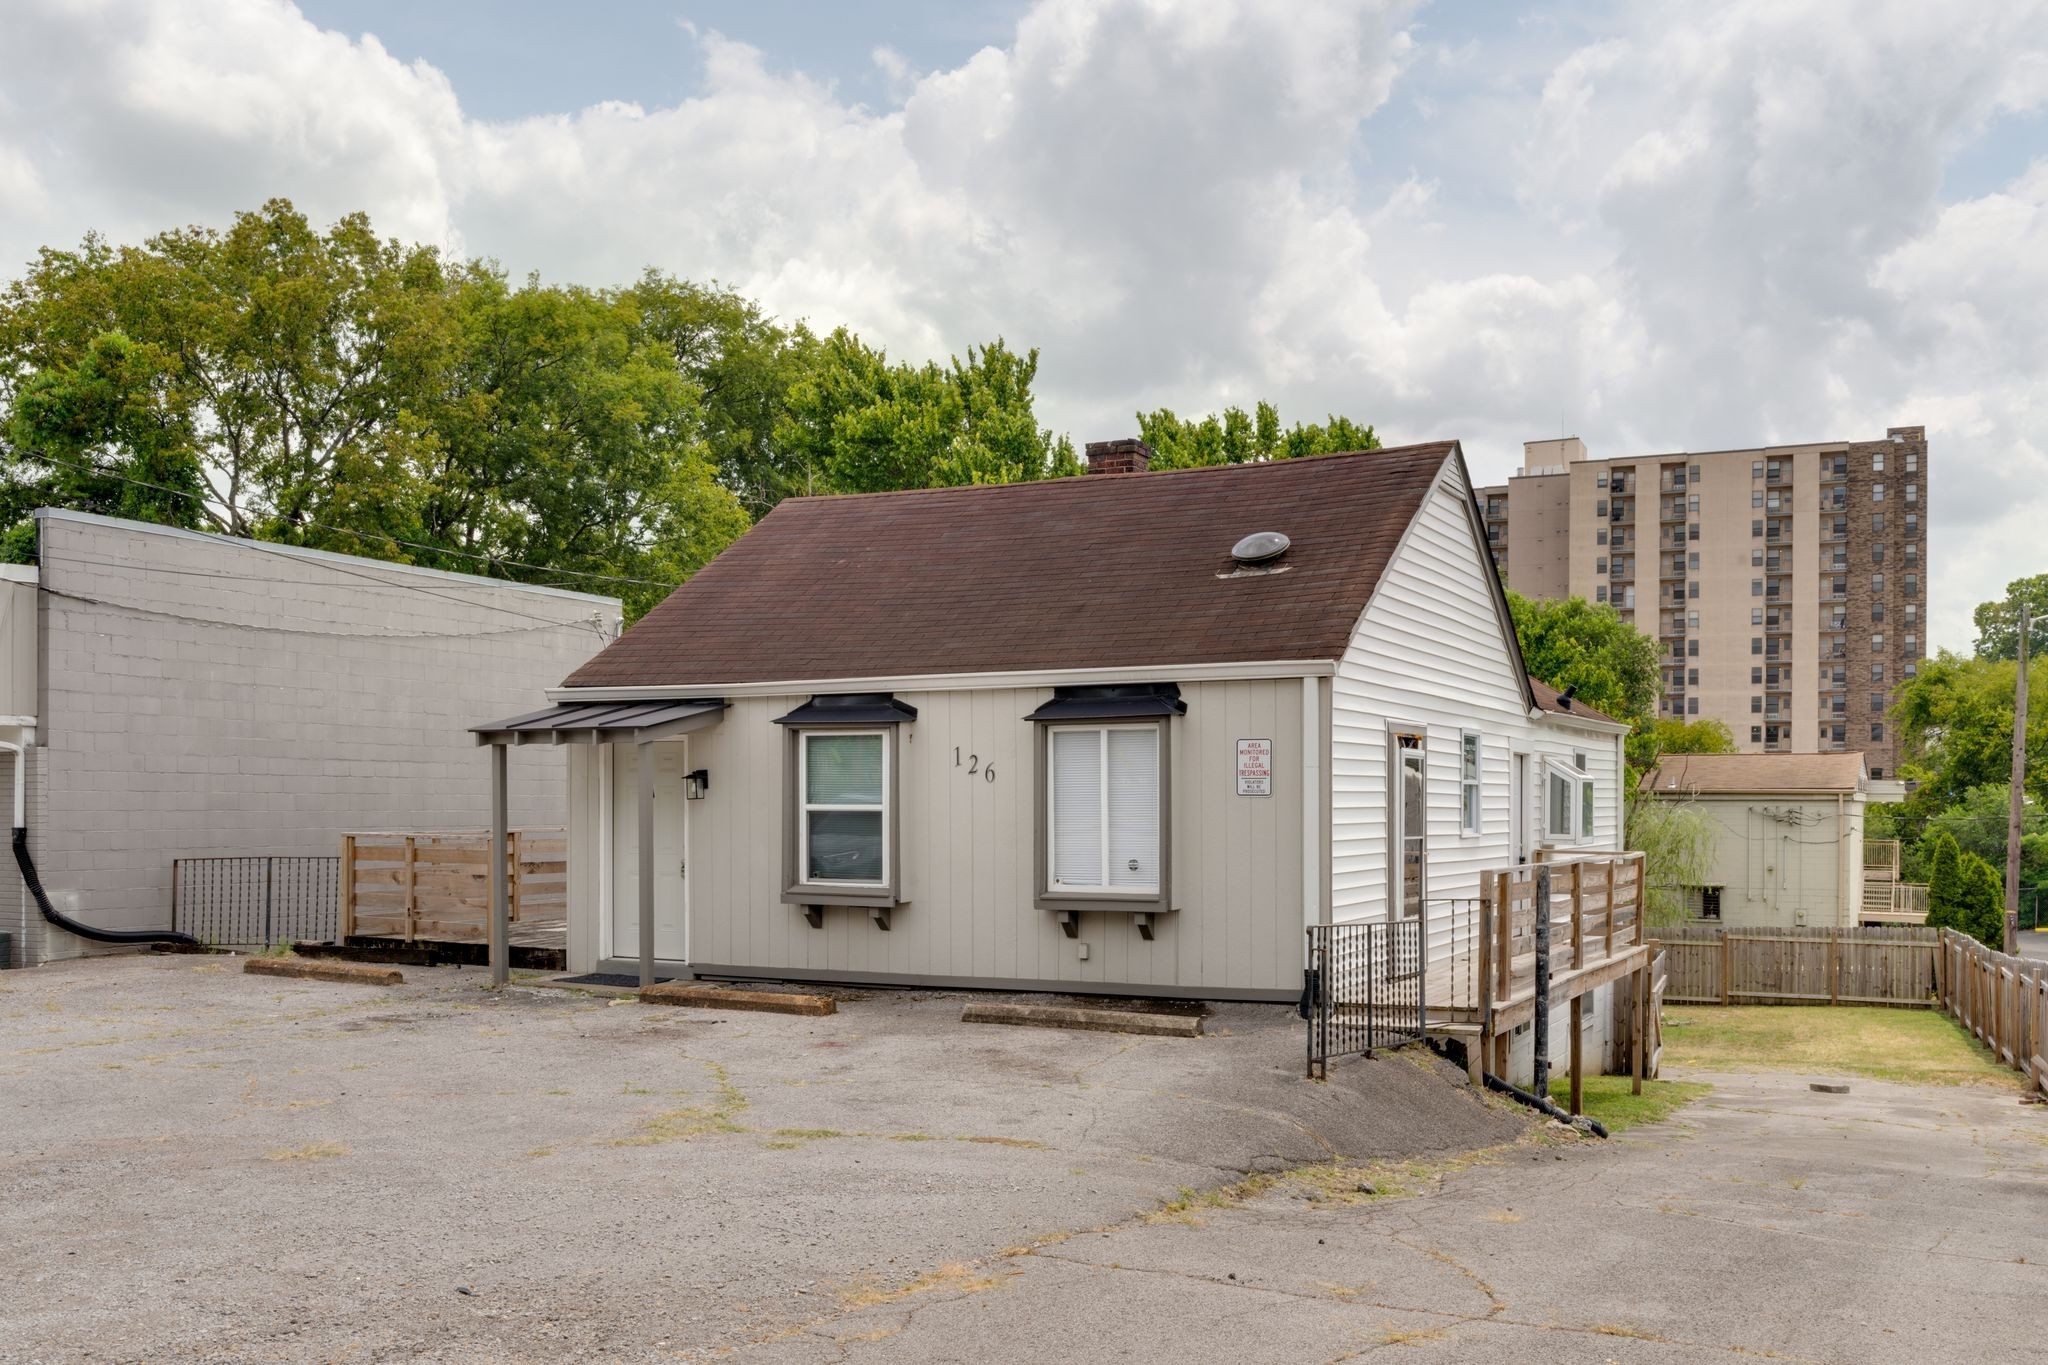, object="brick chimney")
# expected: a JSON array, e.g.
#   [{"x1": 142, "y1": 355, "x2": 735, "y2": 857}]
[{"x1": 1085, "y1": 438, "x2": 1154, "y2": 475}]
